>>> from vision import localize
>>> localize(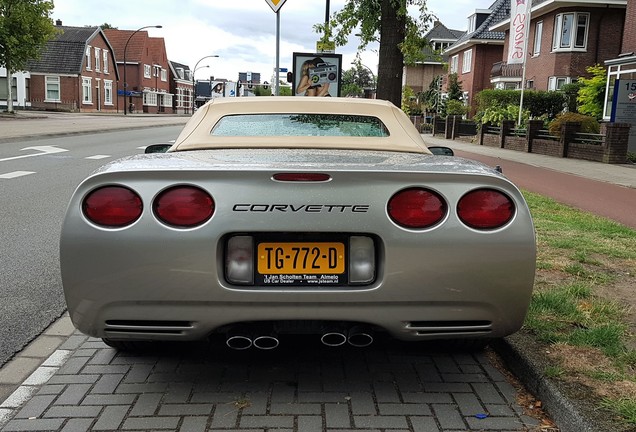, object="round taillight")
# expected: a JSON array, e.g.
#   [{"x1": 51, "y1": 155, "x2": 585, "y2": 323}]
[
  {"x1": 154, "y1": 186, "x2": 214, "y2": 227},
  {"x1": 457, "y1": 189, "x2": 515, "y2": 229},
  {"x1": 388, "y1": 188, "x2": 447, "y2": 229},
  {"x1": 83, "y1": 186, "x2": 143, "y2": 227}
]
